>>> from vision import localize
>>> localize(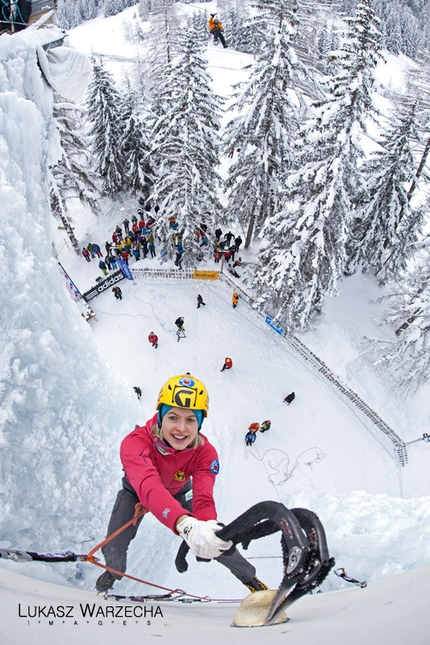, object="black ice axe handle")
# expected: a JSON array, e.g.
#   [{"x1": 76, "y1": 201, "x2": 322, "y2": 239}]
[{"x1": 216, "y1": 501, "x2": 310, "y2": 551}]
